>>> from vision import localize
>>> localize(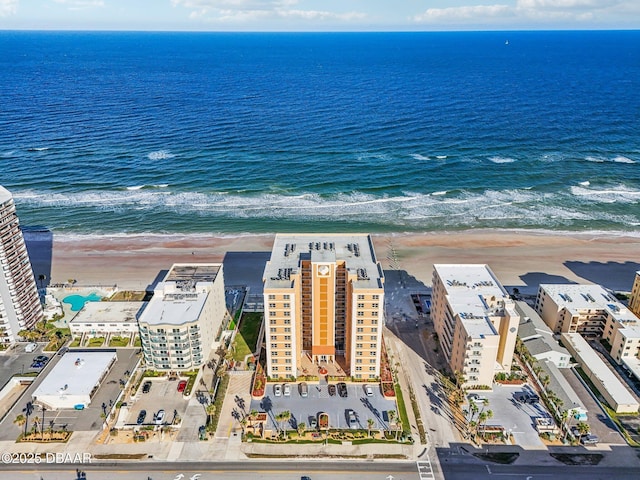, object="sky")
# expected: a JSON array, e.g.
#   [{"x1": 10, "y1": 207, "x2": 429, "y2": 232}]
[{"x1": 0, "y1": 0, "x2": 638, "y2": 31}]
